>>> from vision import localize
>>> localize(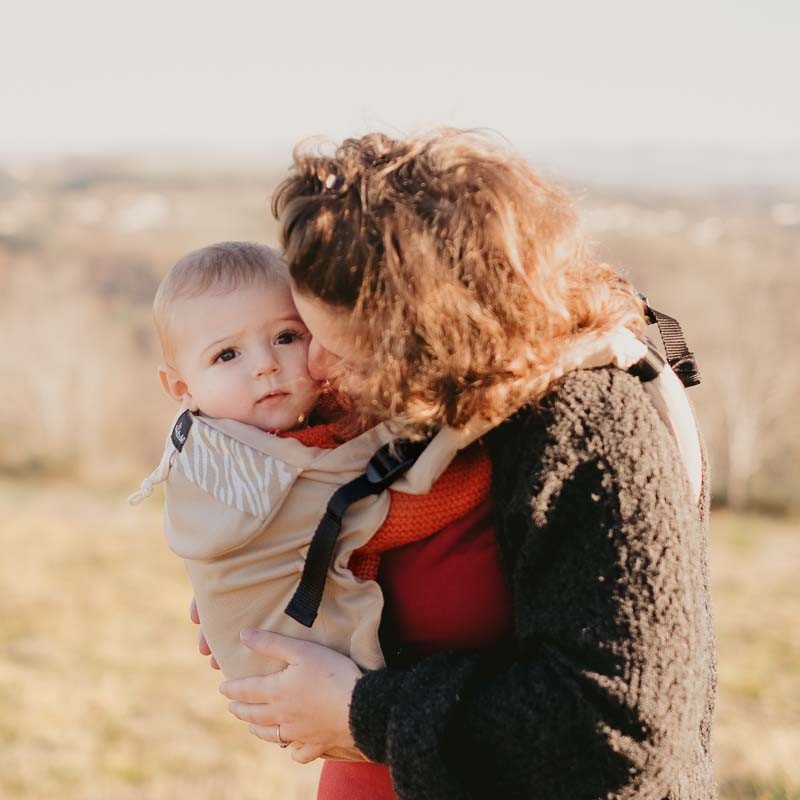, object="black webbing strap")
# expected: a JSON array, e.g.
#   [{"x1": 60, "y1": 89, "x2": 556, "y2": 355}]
[
  {"x1": 639, "y1": 293, "x2": 701, "y2": 388},
  {"x1": 284, "y1": 437, "x2": 431, "y2": 628}
]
